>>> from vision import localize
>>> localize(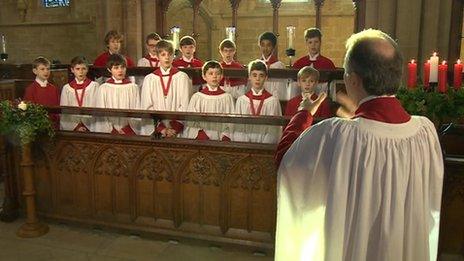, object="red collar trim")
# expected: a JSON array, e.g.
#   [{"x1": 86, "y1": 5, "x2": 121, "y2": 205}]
[
  {"x1": 262, "y1": 55, "x2": 278, "y2": 67},
  {"x1": 354, "y1": 97, "x2": 411, "y2": 124},
  {"x1": 106, "y1": 78, "x2": 132, "y2": 84},
  {"x1": 153, "y1": 67, "x2": 180, "y2": 96},
  {"x1": 245, "y1": 89, "x2": 272, "y2": 100},
  {"x1": 200, "y1": 86, "x2": 225, "y2": 95},
  {"x1": 70, "y1": 78, "x2": 92, "y2": 90}
]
